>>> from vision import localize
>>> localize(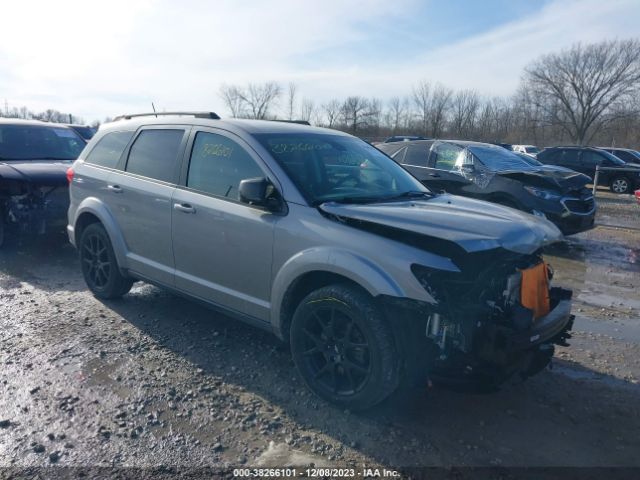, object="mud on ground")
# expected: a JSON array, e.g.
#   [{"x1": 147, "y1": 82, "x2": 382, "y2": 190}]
[{"x1": 0, "y1": 192, "x2": 639, "y2": 472}]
